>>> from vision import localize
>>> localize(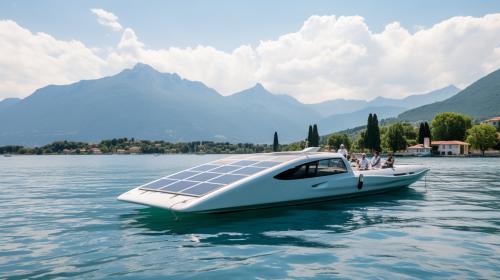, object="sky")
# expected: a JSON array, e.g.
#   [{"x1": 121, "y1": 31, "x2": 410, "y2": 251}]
[{"x1": 1, "y1": 0, "x2": 500, "y2": 103}]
